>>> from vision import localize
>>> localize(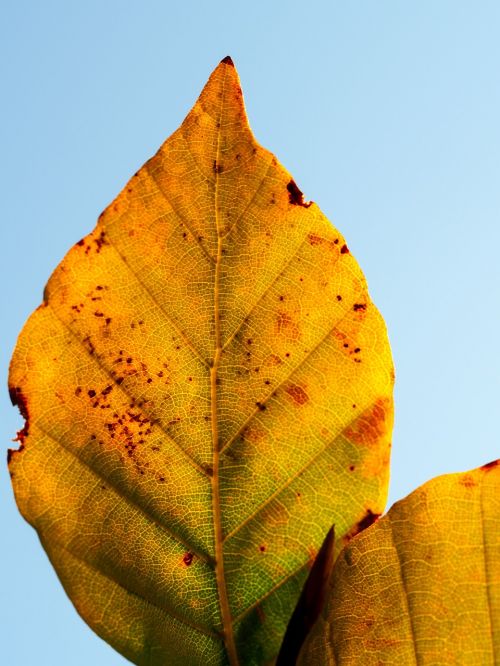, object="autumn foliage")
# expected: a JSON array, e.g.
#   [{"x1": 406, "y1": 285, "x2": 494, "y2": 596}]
[{"x1": 8, "y1": 58, "x2": 498, "y2": 665}]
